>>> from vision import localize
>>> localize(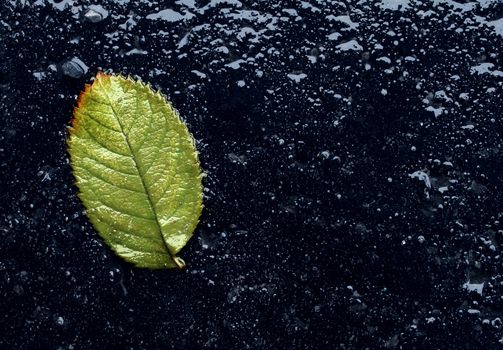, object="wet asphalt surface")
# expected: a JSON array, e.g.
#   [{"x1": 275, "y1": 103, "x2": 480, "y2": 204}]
[{"x1": 2, "y1": 1, "x2": 503, "y2": 349}]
